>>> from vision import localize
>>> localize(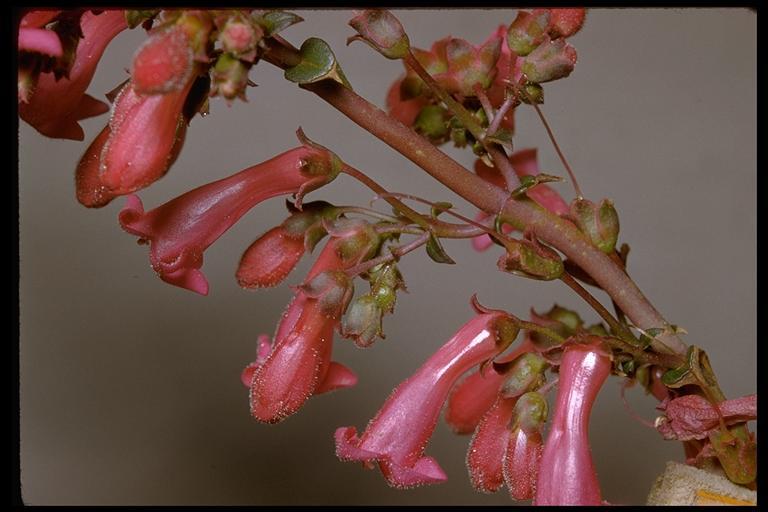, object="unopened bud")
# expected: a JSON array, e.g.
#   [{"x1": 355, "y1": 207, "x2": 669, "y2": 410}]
[
  {"x1": 220, "y1": 16, "x2": 262, "y2": 61},
  {"x1": 501, "y1": 353, "x2": 548, "y2": 398},
  {"x1": 511, "y1": 391, "x2": 548, "y2": 433},
  {"x1": 413, "y1": 104, "x2": 449, "y2": 141},
  {"x1": 498, "y1": 238, "x2": 564, "y2": 280},
  {"x1": 547, "y1": 8, "x2": 586, "y2": 39},
  {"x1": 326, "y1": 218, "x2": 381, "y2": 265},
  {"x1": 211, "y1": 52, "x2": 250, "y2": 101},
  {"x1": 507, "y1": 9, "x2": 551, "y2": 56},
  {"x1": 520, "y1": 37, "x2": 577, "y2": 84},
  {"x1": 131, "y1": 24, "x2": 193, "y2": 94},
  {"x1": 569, "y1": 198, "x2": 620, "y2": 253},
  {"x1": 299, "y1": 270, "x2": 354, "y2": 317},
  {"x1": 342, "y1": 294, "x2": 384, "y2": 347},
  {"x1": 348, "y1": 9, "x2": 410, "y2": 60}
]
